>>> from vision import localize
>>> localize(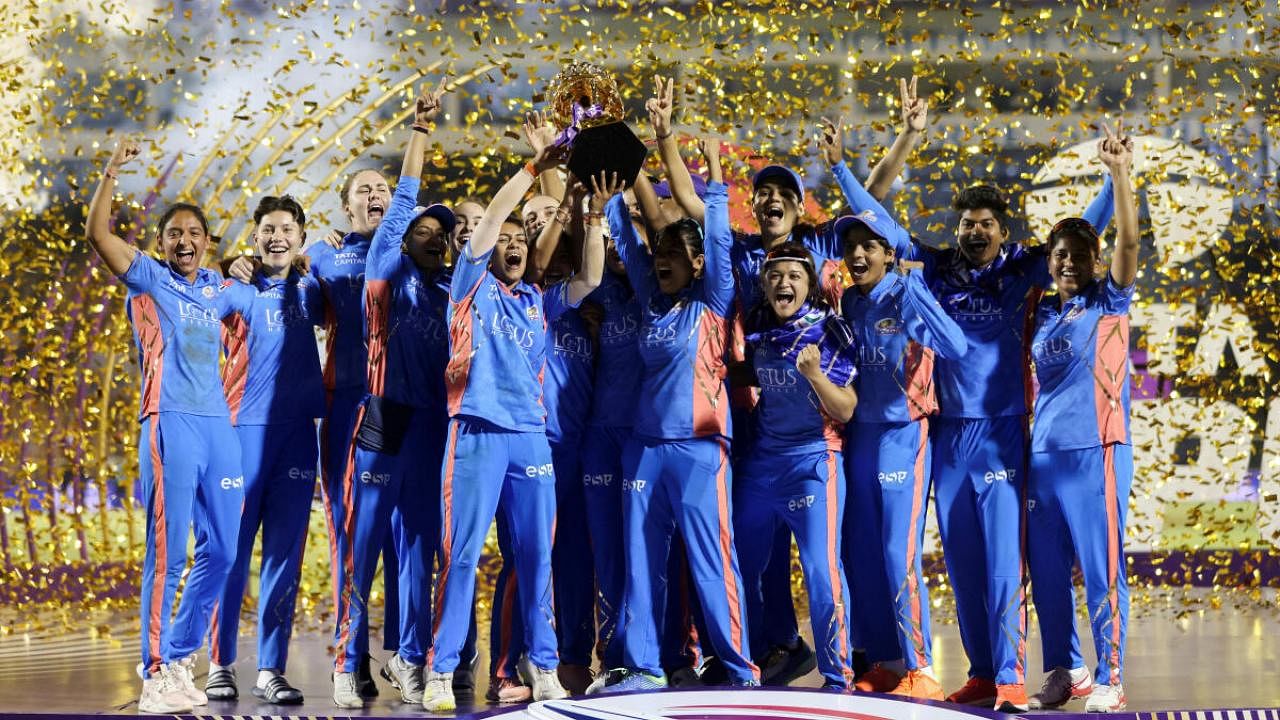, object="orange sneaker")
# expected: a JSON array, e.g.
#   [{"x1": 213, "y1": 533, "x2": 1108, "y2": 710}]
[
  {"x1": 853, "y1": 664, "x2": 902, "y2": 693},
  {"x1": 888, "y1": 670, "x2": 944, "y2": 700},
  {"x1": 994, "y1": 683, "x2": 1029, "y2": 713},
  {"x1": 945, "y1": 676, "x2": 997, "y2": 705}
]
